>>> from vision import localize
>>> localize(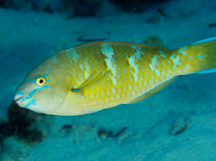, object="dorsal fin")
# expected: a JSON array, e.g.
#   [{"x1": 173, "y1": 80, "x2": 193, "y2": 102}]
[
  {"x1": 127, "y1": 77, "x2": 177, "y2": 104},
  {"x1": 76, "y1": 41, "x2": 171, "y2": 52}
]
